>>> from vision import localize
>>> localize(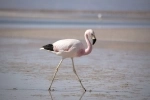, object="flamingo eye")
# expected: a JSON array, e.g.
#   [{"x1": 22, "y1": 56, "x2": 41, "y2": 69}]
[{"x1": 91, "y1": 32, "x2": 95, "y2": 36}]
